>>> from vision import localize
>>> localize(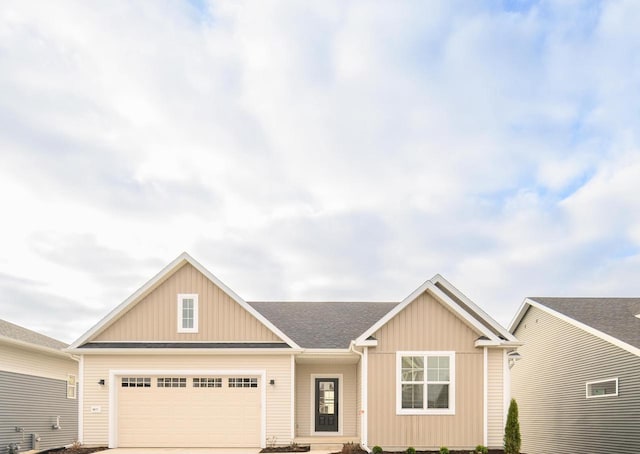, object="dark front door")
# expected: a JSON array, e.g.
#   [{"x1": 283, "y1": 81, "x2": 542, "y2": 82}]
[{"x1": 315, "y1": 378, "x2": 339, "y2": 432}]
